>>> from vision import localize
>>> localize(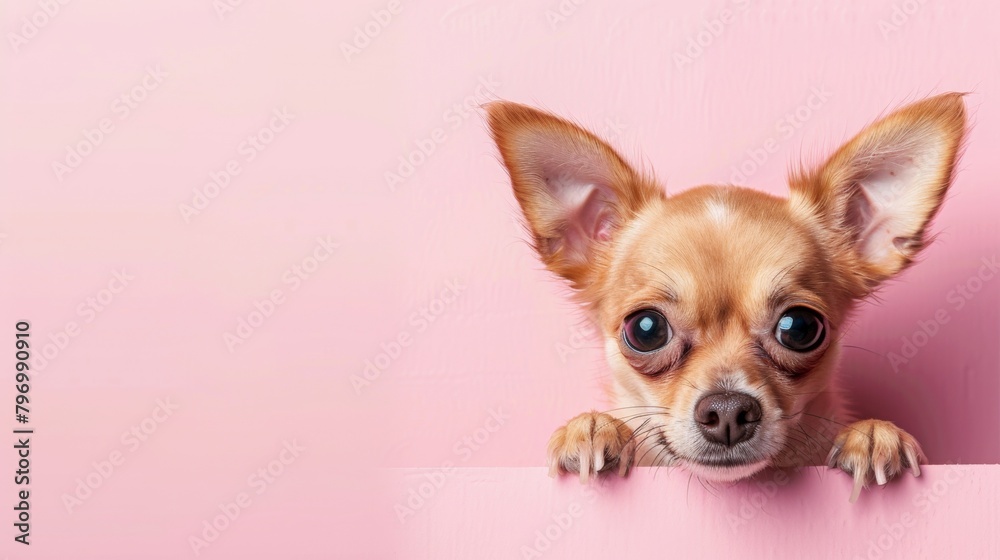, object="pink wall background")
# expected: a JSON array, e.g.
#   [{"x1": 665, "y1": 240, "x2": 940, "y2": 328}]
[
  {"x1": 397, "y1": 466, "x2": 1000, "y2": 559},
  {"x1": 1, "y1": 0, "x2": 997, "y2": 558}
]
